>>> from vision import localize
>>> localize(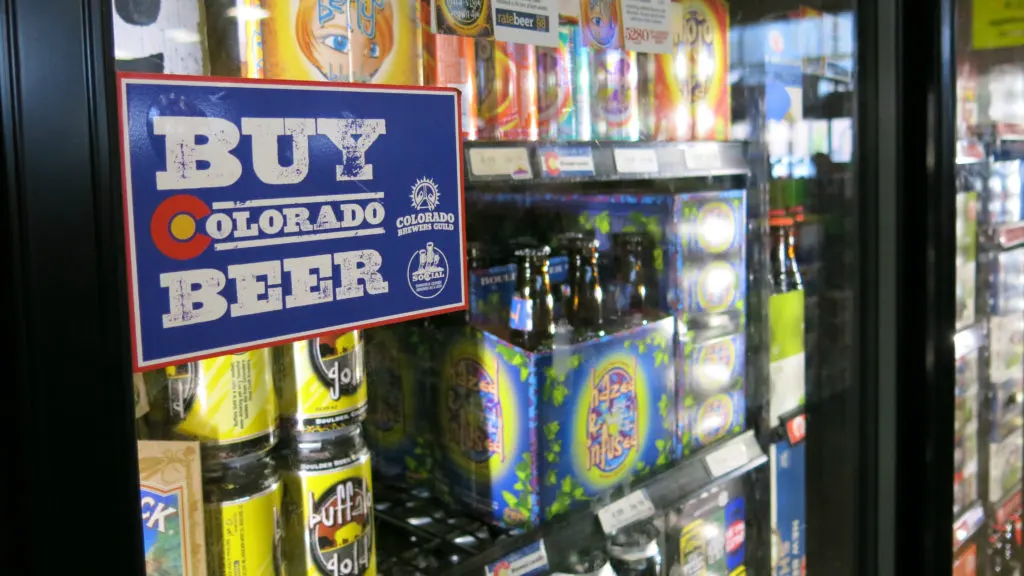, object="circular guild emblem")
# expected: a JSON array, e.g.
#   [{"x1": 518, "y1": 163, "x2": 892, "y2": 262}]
[
  {"x1": 410, "y1": 177, "x2": 440, "y2": 211},
  {"x1": 407, "y1": 242, "x2": 449, "y2": 299}
]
